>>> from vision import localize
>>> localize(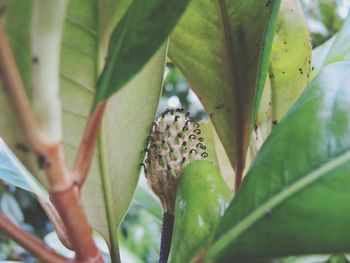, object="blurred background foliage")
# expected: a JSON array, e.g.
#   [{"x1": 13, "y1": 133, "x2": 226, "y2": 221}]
[
  {"x1": 302, "y1": 0, "x2": 350, "y2": 46},
  {"x1": 1, "y1": 0, "x2": 350, "y2": 262}
]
